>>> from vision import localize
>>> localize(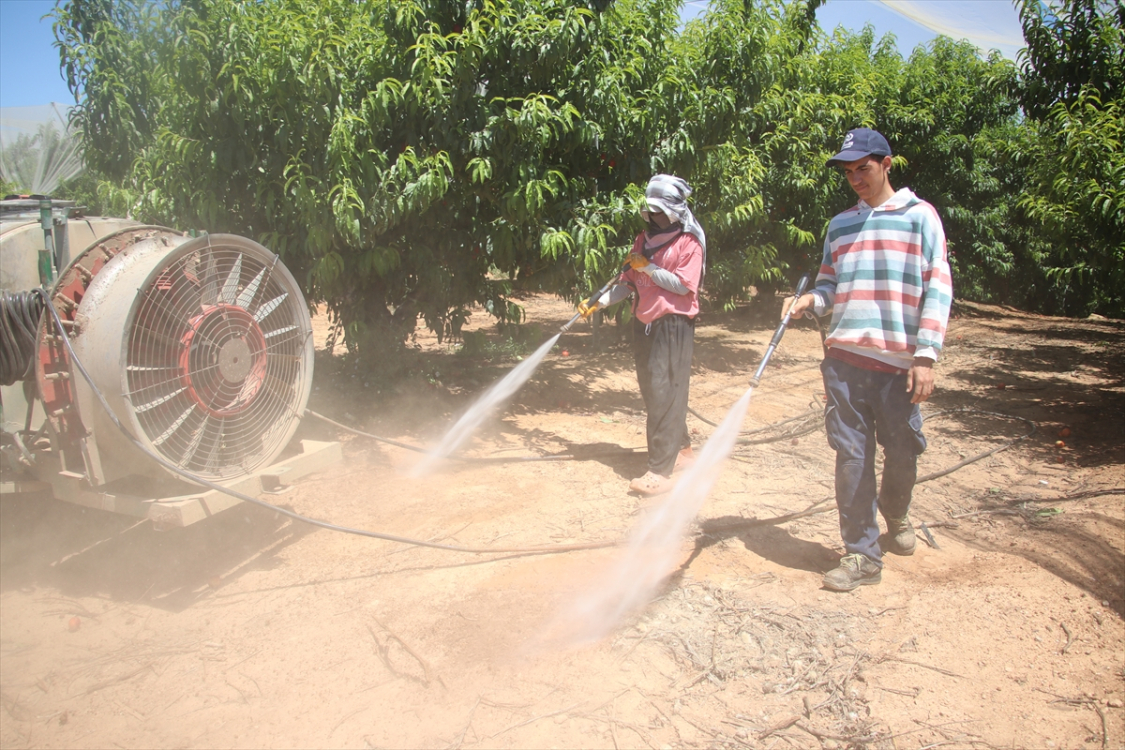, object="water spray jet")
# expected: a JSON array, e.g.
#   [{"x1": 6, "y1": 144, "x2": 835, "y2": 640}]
[
  {"x1": 412, "y1": 261, "x2": 631, "y2": 474},
  {"x1": 553, "y1": 275, "x2": 810, "y2": 642}
]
